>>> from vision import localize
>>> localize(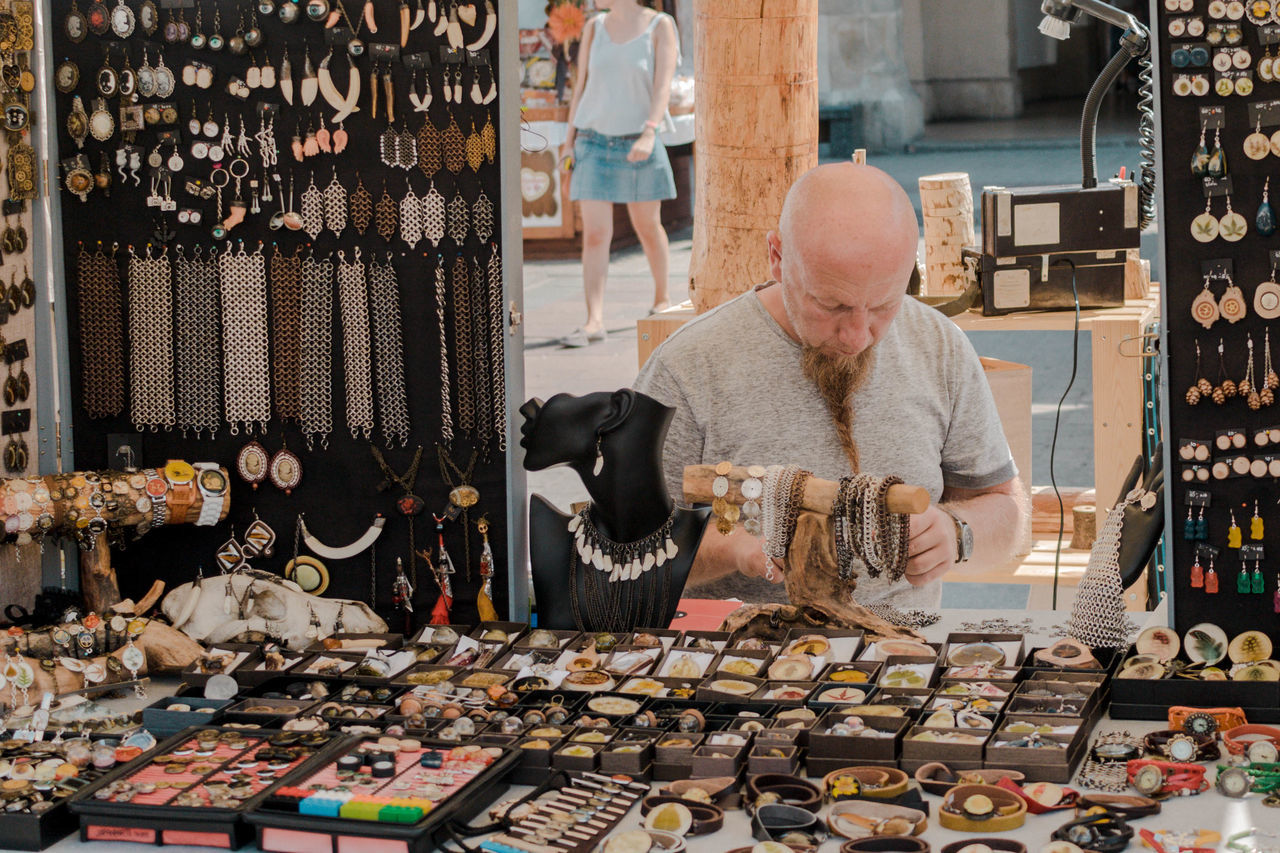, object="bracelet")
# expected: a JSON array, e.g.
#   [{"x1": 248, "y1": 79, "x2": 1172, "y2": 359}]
[
  {"x1": 643, "y1": 119, "x2": 660, "y2": 130},
  {"x1": 1051, "y1": 813, "x2": 1134, "y2": 853},
  {"x1": 1074, "y1": 793, "x2": 1160, "y2": 821},
  {"x1": 1228, "y1": 829, "x2": 1280, "y2": 853},
  {"x1": 638, "y1": 795, "x2": 724, "y2": 835},
  {"x1": 1167, "y1": 705, "x2": 1248, "y2": 735},
  {"x1": 1142, "y1": 730, "x2": 1220, "y2": 763},
  {"x1": 1222, "y1": 724, "x2": 1280, "y2": 761},
  {"x1": 938, "y1": 784, "x2": 1027, "y2": 832},
  {"x1": 1126, "y1": 759, "x2": 1208, "y2": 797},
  {"x1": 745, "y1": 773, "x2": 822, "y2": 812}
]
